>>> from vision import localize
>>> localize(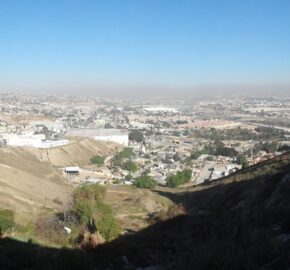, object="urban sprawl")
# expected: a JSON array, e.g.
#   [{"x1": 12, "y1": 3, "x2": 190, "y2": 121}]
[{"x1": 1, "y1": 93, "x2": 290, "y2": 187}]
